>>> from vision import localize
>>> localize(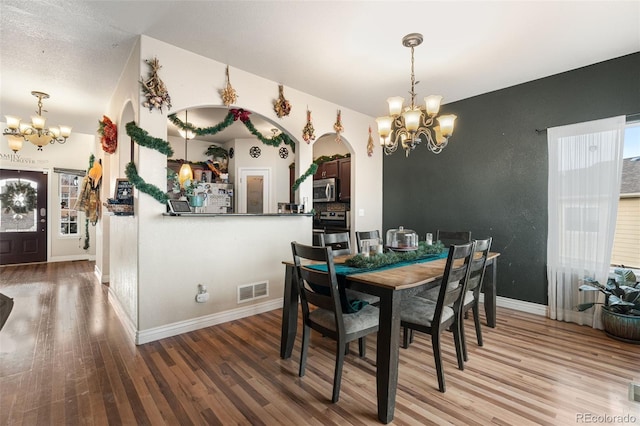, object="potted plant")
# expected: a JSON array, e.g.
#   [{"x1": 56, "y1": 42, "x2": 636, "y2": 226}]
[{"x1": 578, "y1": 268, "x2": 640, "y2": 343}]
